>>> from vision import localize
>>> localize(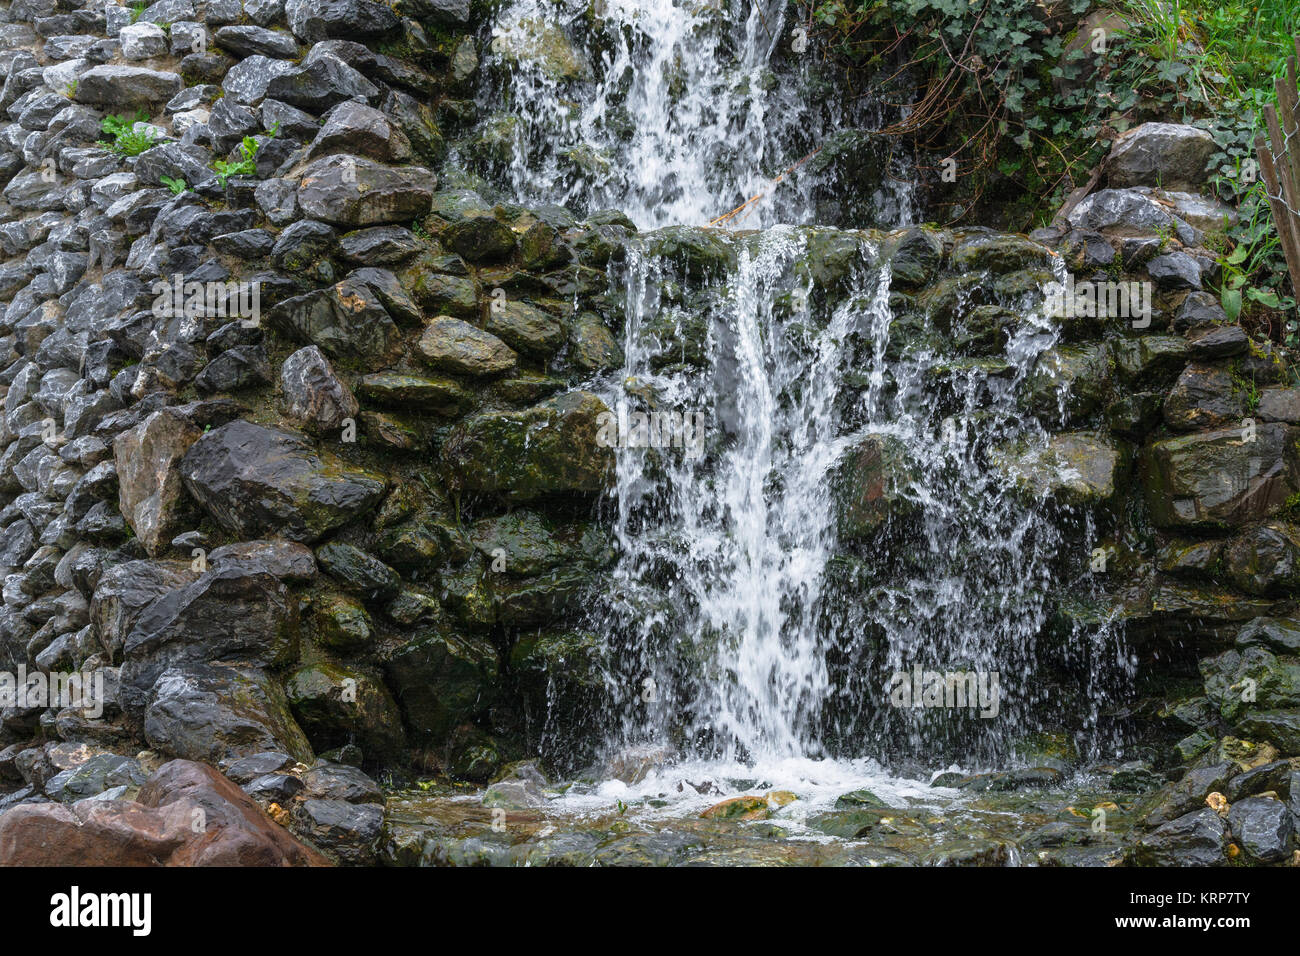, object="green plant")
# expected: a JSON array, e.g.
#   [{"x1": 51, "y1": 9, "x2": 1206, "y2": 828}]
[
  {"x1": 62, "y1": 80, "x2": 77, "y2": 99},
  {"x1": 160, "y1": 175, "x2": 187, "y2": 195},
  {"x1": 804, "y1": 0, "x2": 1298, "y2": 328},
  {"x1": 212, "y1": 135, "x2": 260, "y2": 187},
  {"x1": 129, "y1": 2, "x2": 146, "y2": 24},
  {"x1": 97, "y1": 111, "x2": 156, "y2": 156},
  {"x1": 1229, "y1": 367, "x2": 1262, "y2": 412}
]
